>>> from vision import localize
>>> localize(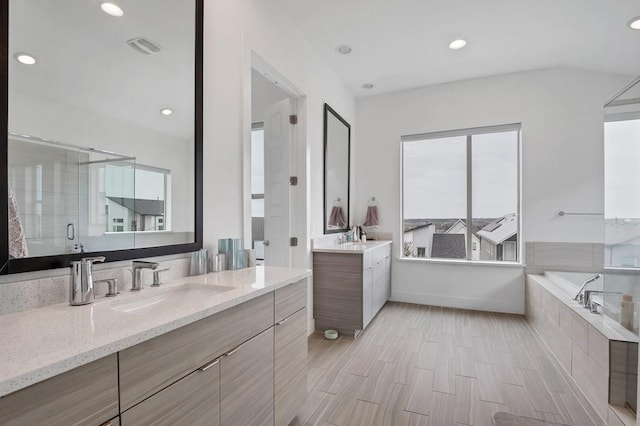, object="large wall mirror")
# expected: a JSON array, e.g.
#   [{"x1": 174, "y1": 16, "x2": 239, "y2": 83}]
[
  {"x1": 323, "y1": 104, "x2": 350, "y2": 234},
  {"x1": 1, "y1": 0, "x2": 203, "y2": 273}
]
